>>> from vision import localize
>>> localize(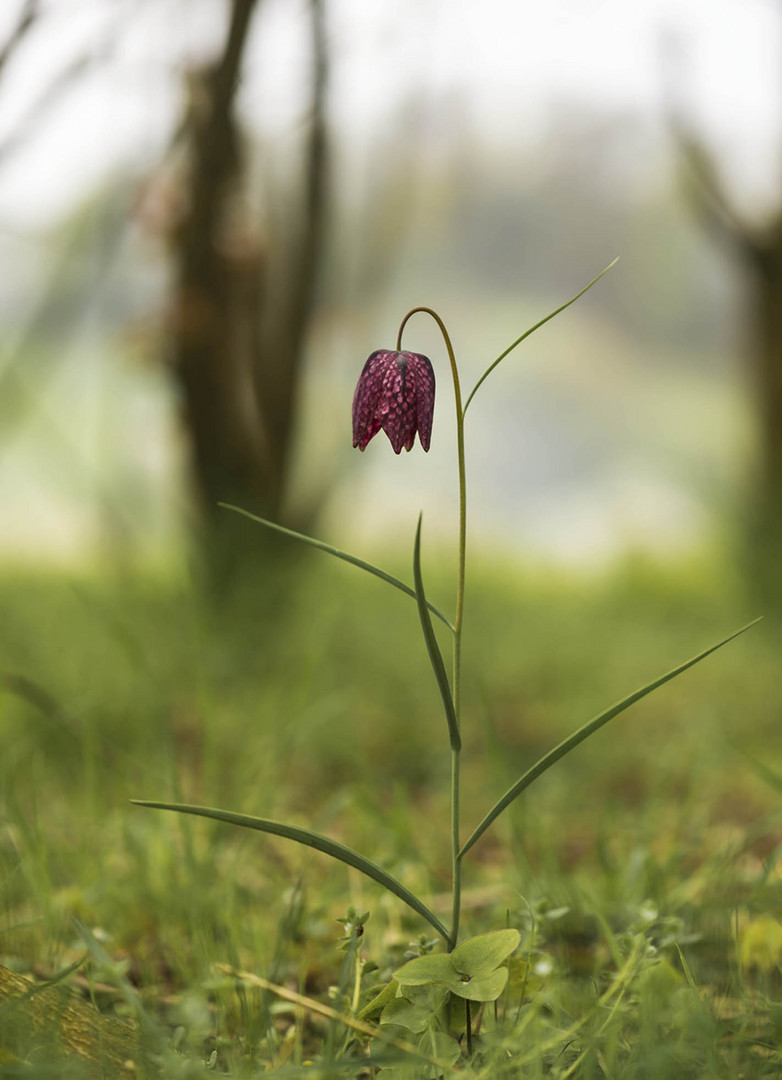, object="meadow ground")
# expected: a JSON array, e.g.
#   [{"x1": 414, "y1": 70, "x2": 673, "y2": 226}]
[{"x1": 1, "y1": 547, "x2": 781, "y2": 1077}]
